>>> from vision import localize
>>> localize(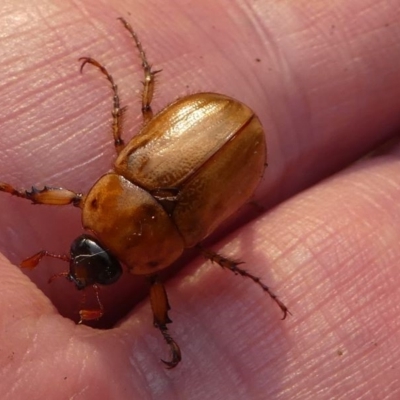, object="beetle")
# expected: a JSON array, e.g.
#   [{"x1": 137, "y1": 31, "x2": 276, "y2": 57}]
[{"x1": 0, "y1": 18, "x2": 288, "y2": 368}]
